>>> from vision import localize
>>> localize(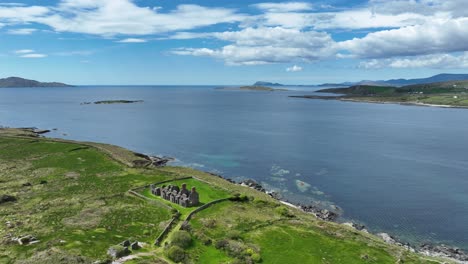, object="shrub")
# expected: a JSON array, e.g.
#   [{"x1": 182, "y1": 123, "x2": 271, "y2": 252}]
[
  {"x1": 276, "y1": 207, "x2": 294, "y2": 218},
  {"x1": 214, "y1": 239, "x2": 229, "y2": 249},
  {"x1": 167, "y1": 245, "x2": 186, "y2": 263},
  {"x1": 226, "y1": 230, "x2": 241, "y2": 240},
  {"x1": 171, "y1": 230, "x2": 192, "y2": 249},
  {"x1": 251, "y1": 253, "x2": 262, "y2": 262}
]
